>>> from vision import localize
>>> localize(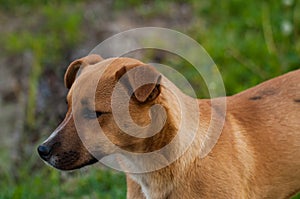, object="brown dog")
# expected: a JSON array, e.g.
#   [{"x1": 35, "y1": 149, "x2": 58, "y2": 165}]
[{"x1": 38, "y1": 54, "x2": 300, "y2": 199}]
